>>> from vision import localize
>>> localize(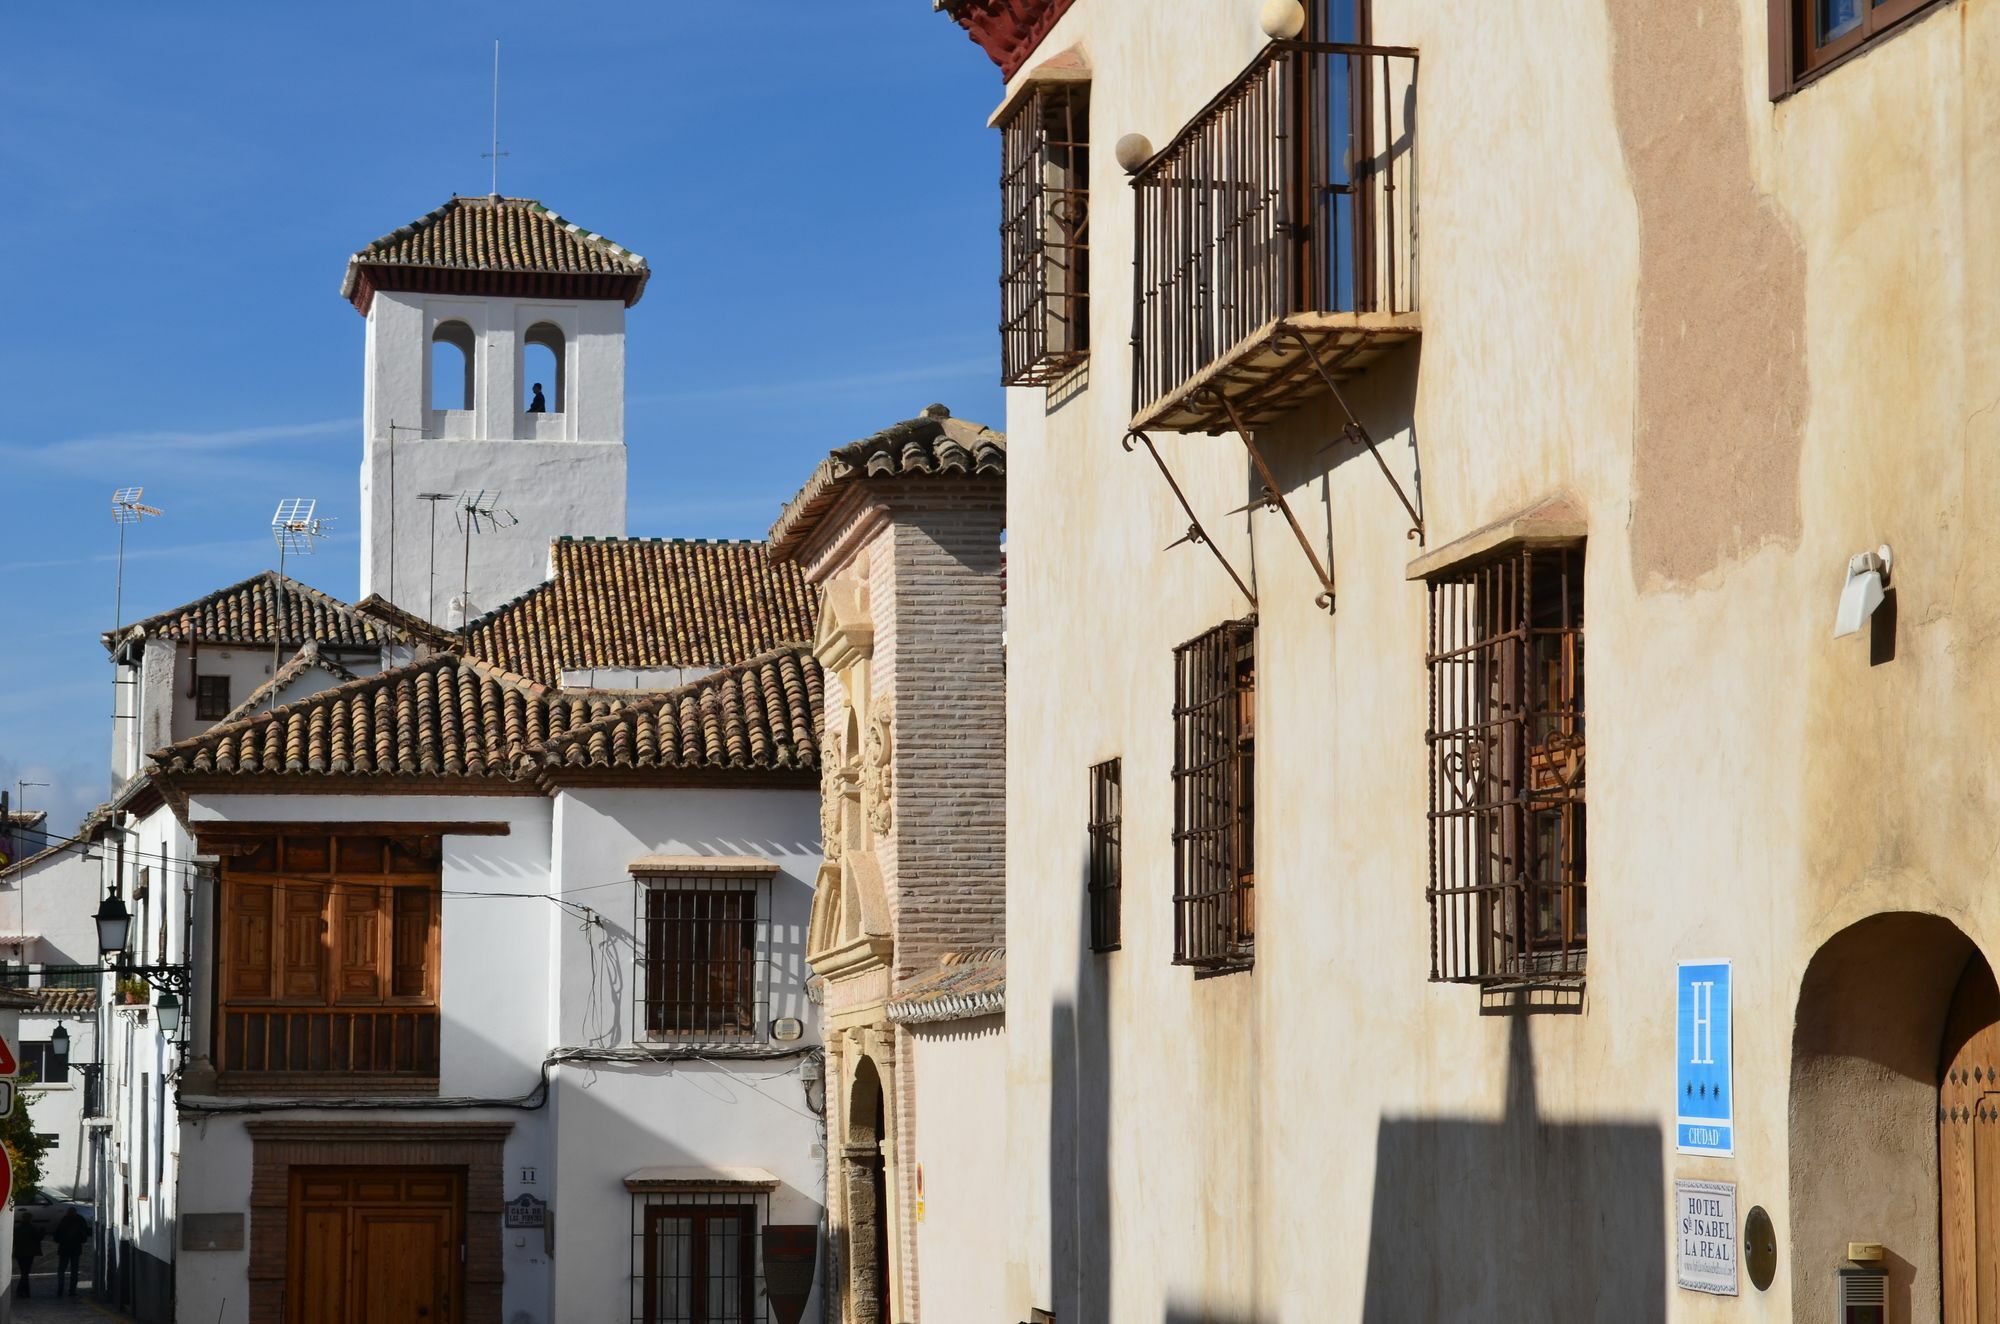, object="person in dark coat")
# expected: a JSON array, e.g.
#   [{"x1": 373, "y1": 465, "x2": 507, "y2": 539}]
[
  {"x1": 12, "y1": 1215, "x2": 43, "y2": 1296},
  {"x1": 527, "y1": 382, "x2": 547, "y2": 413},
  {"x1": 52, "y1": 1207, "x2": 89, "y2": 1295}
]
